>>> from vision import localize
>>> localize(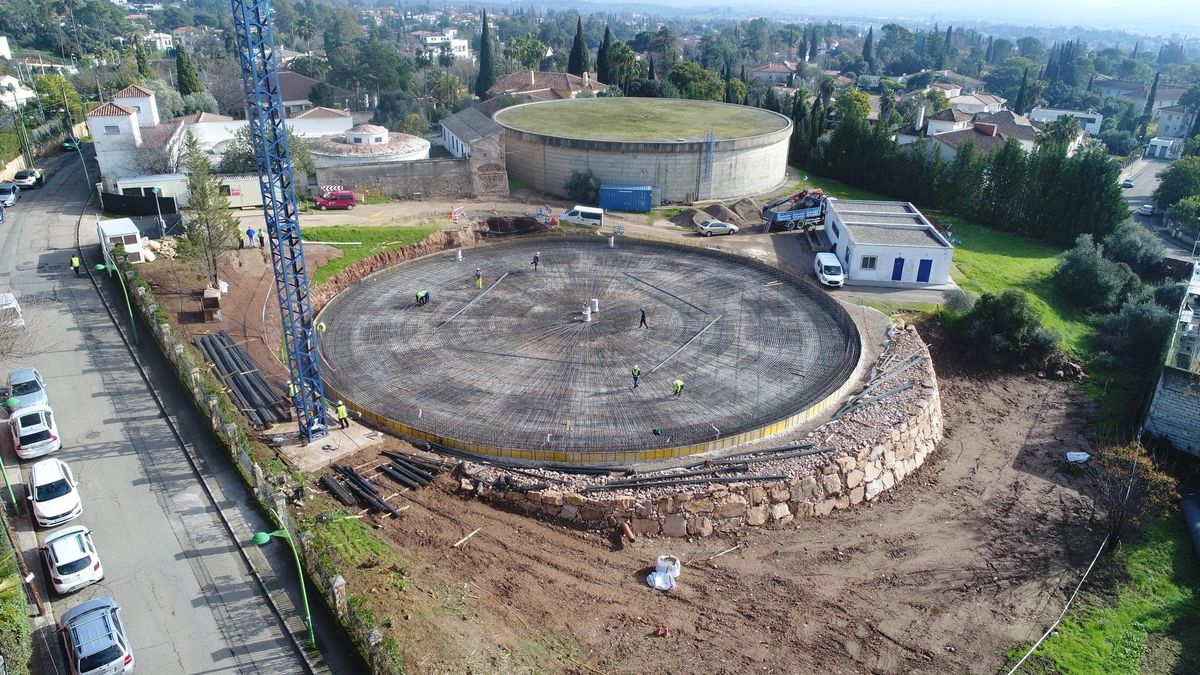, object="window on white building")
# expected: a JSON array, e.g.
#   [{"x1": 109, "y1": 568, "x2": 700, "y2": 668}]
[
  {"x1": 374, "y1": 136, "x2": 382, "y2": 143},
  {"x1": 104, "y1": 125, "x2": 120, "y2": 135},
  {"x1": 353, "y1": 137, "x2": 362, "y2": 144},
  {"x1": 861, "y1": 256, "x2": 877, "y2": 270}
]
